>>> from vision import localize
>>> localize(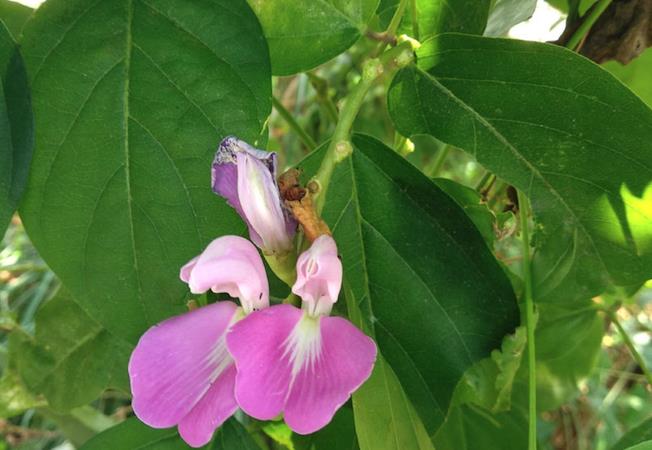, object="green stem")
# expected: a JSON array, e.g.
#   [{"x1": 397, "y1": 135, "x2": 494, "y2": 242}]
[
  {"x1": 272, "y1": 96, "x2": 317, "y2": 149},
  {"x1": 474, "y1": 171, "x2": 494, "y2": 192},
  {"x1": 607, "y1": 309, "x2": 652, "y2": 387},
  {"x1": 409, "y1": 0, "x2": 419, "y2": 41},
  {"x1": 423, "y1": 144, "x2": 450, "y2": 177},
  {"x1": 373, "y1": 0, "x2": 409, "y2": 56},
  {"x1": 313, "y1": 43, "x2": 414, "y2": 213},
  {"x1": 565, "y1": 0, "x2": 612, "y2": 50},
  {"x1": 518, "y1": 189, "x2": 537, "y2": 450}
]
